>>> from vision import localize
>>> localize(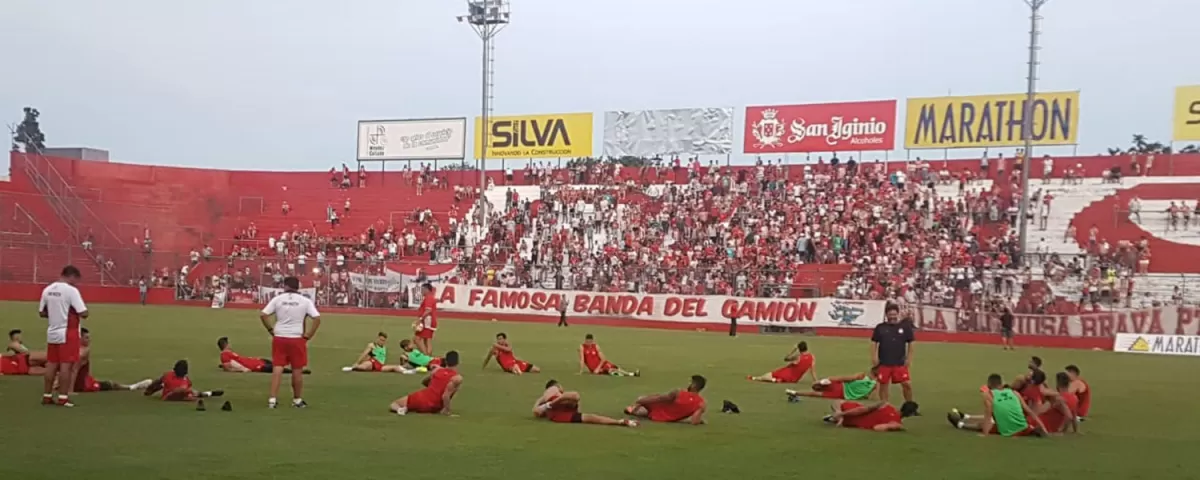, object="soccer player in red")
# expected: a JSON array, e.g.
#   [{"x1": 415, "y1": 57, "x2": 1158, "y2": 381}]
[
  {"x1": 72, "y1": 328, "x2": 152, "y2": 392},
  {"x1": 217, "y1": 336, "x2": 306, "y2": 374},
  {"x1": 533, "y1": 380, "x2": 638, "y2": 427},
  {"x1": 946, "y1": 373, "x2": 1049, "y2": 437},
  {"x1": 823, "y1": 400, "x2": 919, "y2": 432},
  {"x1": 260, "y1": 276, "x2": 321, "y2": 409},
  {"x1": 390, "y1": 351, "x2": 463, "y2": 415},
  {"x1": 579, "y1": 334, "x2": 638, "y2": 376},
  {"x1": 483, "y1": 332, "x2": 540, "y2": 375},
  {"x1": 1065, "y1": 364, "x2": 1090, "y2": 421},
  {"x1": 624, "y1": 375, "x2": 707, "y2": 425},
  {"x1": 1, "y1": 350, "x2": 41, "y2": 376},
  {"x1": 7, "y1": 329, "x2": 47, "y2": 367},
  {"x1": 1034, "y1": 372, "x2": 1080, "y2": 434},
  {"x1": 39, "y1": 266, "x2": 88, "y2": 407},
  {"x1": 748, "y1": 341, "x2": 817, "y2": 384},
  {"x1": 412, "y1": 283, "x2": 438, "y2": 355},
  {"x1": 144, "y1": 360, "x2": 224, "y2": 401}
]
